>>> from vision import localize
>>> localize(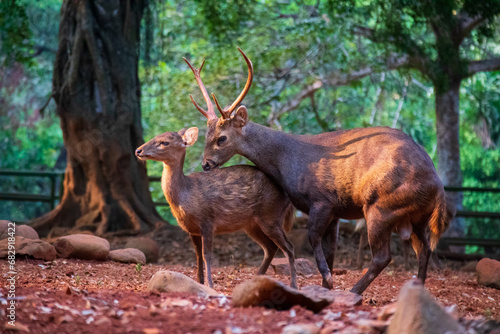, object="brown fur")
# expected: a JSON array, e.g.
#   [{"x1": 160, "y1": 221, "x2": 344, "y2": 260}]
[
  {"x1": 201, "y1": 112, "x2": 453, "y2": 294},
  {"x1": 135, "y1": 128, "x2": 297, "y2": 288}
]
